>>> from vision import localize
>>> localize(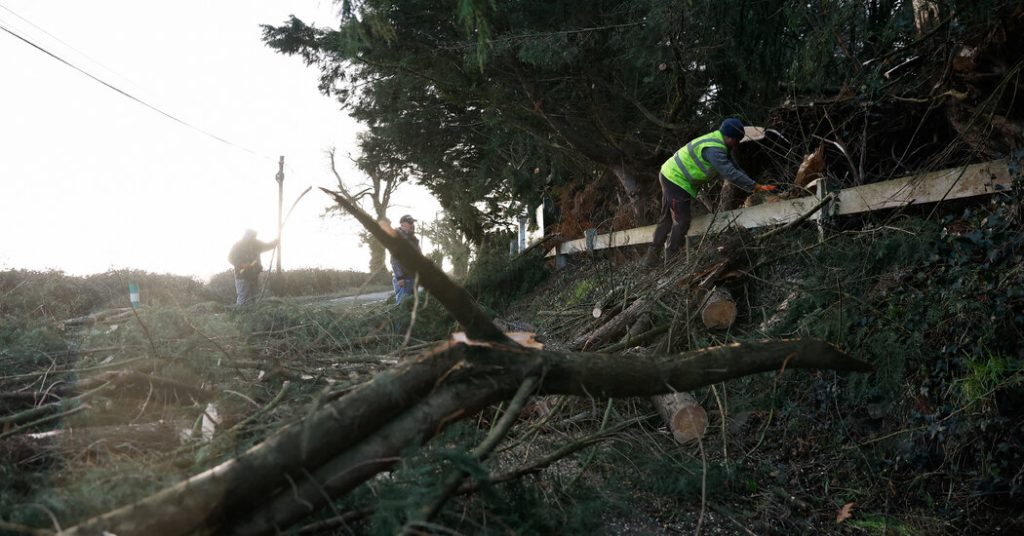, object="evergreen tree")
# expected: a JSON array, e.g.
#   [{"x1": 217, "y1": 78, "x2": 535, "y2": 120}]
[{"x1": 264, "y1": 0, "x2": 1010, "y2": 235}]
